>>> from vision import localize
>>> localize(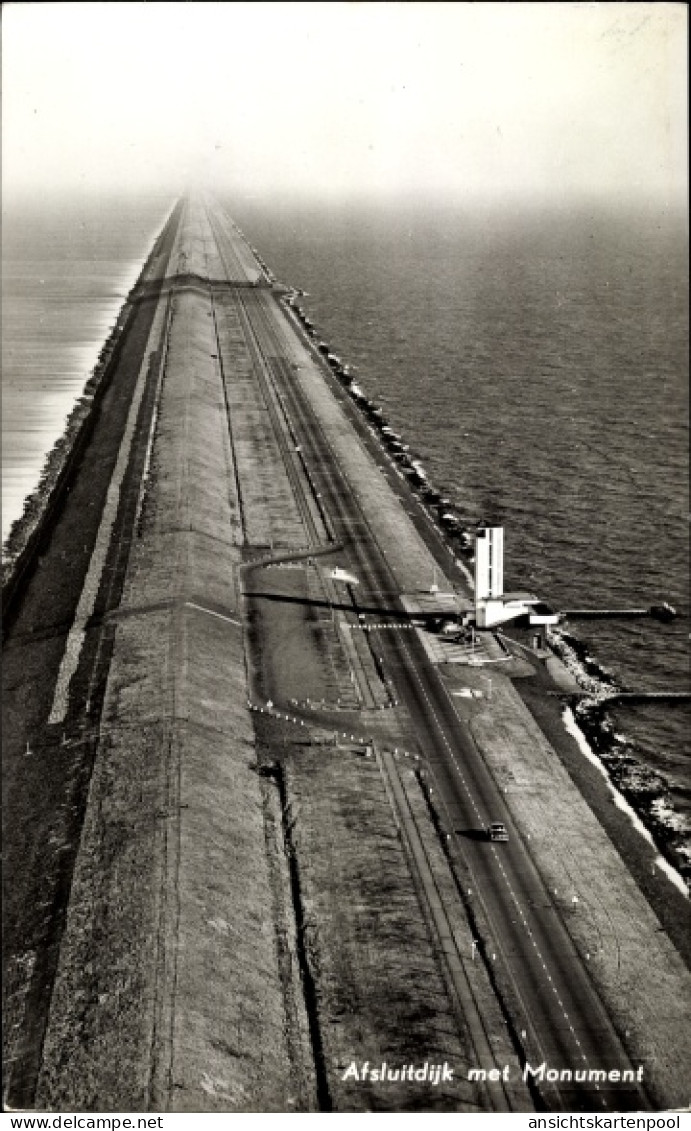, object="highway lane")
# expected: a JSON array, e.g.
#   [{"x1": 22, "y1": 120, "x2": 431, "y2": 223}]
[
  {"x1": 312, "y1": 475, "x2": 640, "y2": 1111},
  {"x1": 377, "y1": 627, "x2": 643, "y2": 1111},
  {"x1": 286, "y1": 374, "x2": 646, "y2": 1110},
  {"x1": 219, "y1": 266, "x2": 650, "y2": 1112},
  {"x1": 188, "y1": 200, "x2": 652, "y2": 1111}
]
